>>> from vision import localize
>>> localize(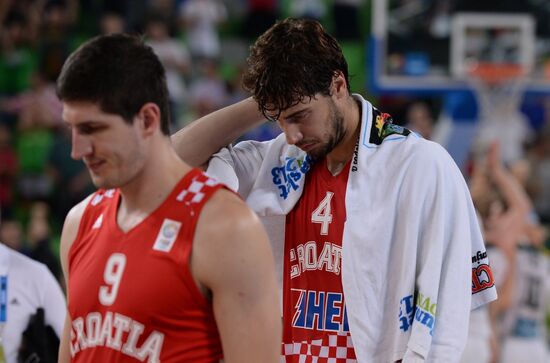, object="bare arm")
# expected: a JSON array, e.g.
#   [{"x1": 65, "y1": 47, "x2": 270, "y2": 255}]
[
  {"x1": 192, "y1": 190, "x2": 281, "y2": 363},
  {"x1": 486, "y1": 142, "x2": 531, "y2": 217},
  {"x1": 483, "y1": 143, "x2": 527, "y2": 316},
  {"x1": 488, "y1": 245, "x2": 517, "y2": 317},
  {"x1": 171, "y1": 97, "x2": 264, "y2": 167},
  {"x1": 58, "y1": 196, "x2": 91, "y2": 363}
]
